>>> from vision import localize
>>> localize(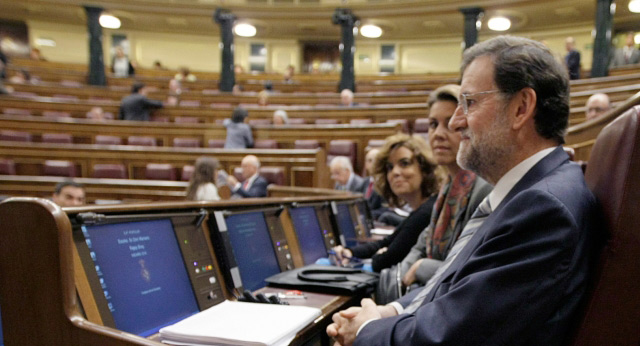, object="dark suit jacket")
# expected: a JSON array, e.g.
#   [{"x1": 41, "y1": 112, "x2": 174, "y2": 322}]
[
  {"x1": 356, "y1": 147, "x2": 601, "y2": 346},
  {"x1": 118, "y1": 93, "x2": 163, "y2": 121},
  {"x1": 234, "y1": 175, "x2": 268, "y2": 198},
  {"x1": 565, "y1": 49, "x2": 581, "y2": 80},
  {"x1": 362, "y1": 176, "x2": 388, "y2": 219},
  {"x1": 335, "y1": 173, "x2": 367, "y2": 193}
]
